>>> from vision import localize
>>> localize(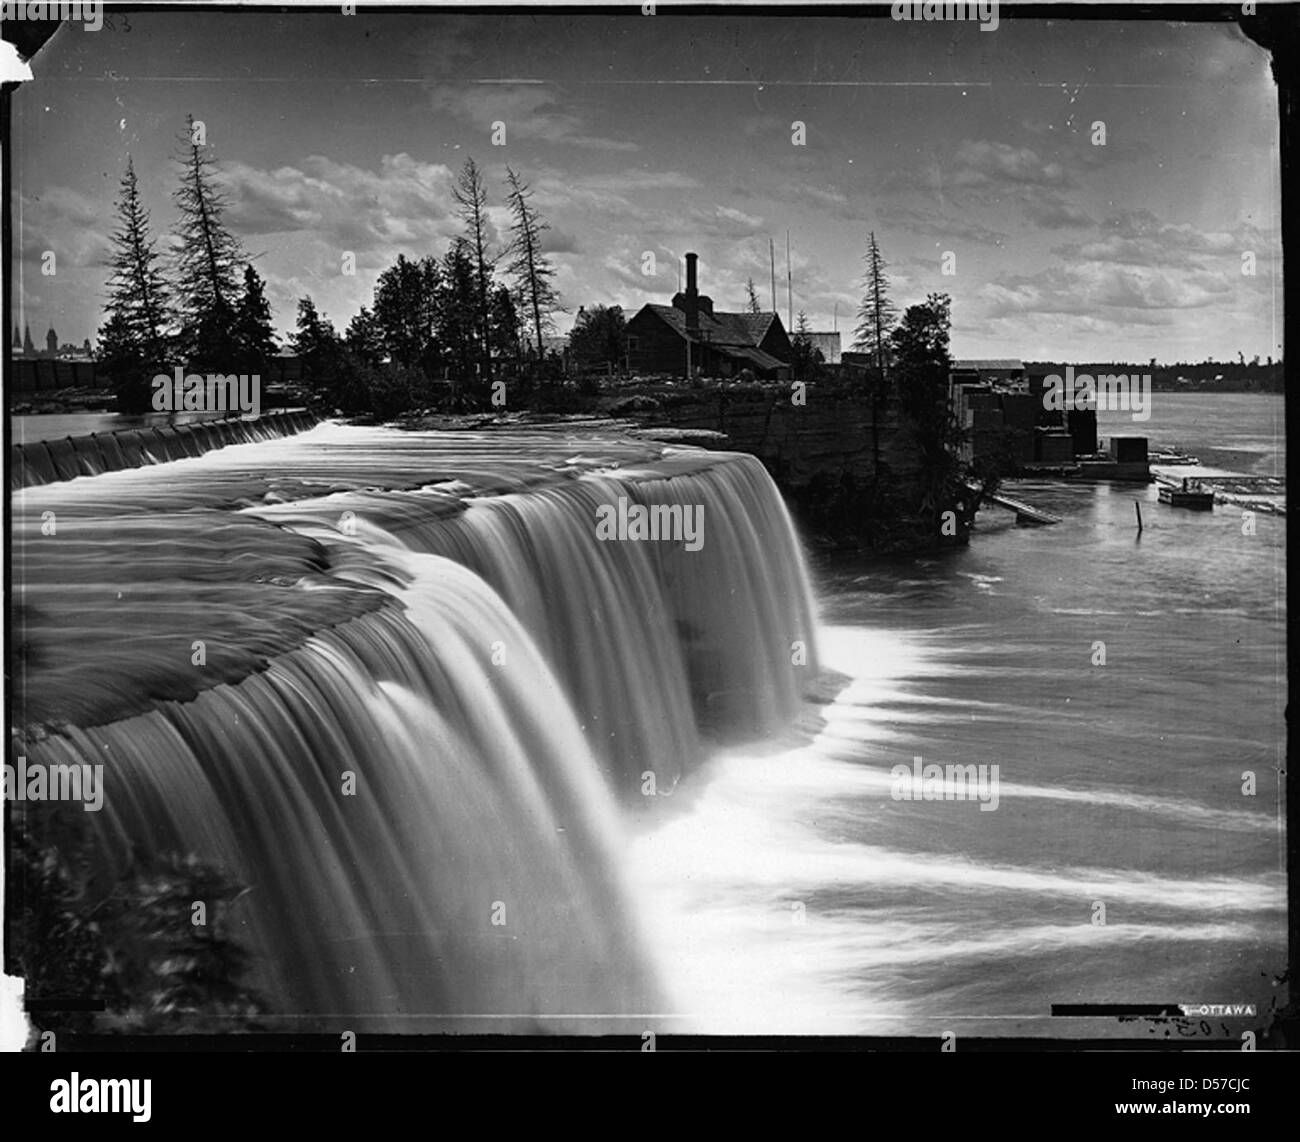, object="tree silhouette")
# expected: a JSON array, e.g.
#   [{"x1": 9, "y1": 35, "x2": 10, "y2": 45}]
[
  {"x1": 171, "y1": 115, "x2": 245, "y2": 370},
  {"x1": 452, "y1": 157, "x2": 495, "y2": 384},
  {"x1": 504, "y1": 168, "x2": 562, "y2": 365},
  {"x1": 853, "y1": 231, "x2": 898, "y2": 377},
  {"x1": 233, "y1": 265, "x2": 278, "y2": 374}
]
